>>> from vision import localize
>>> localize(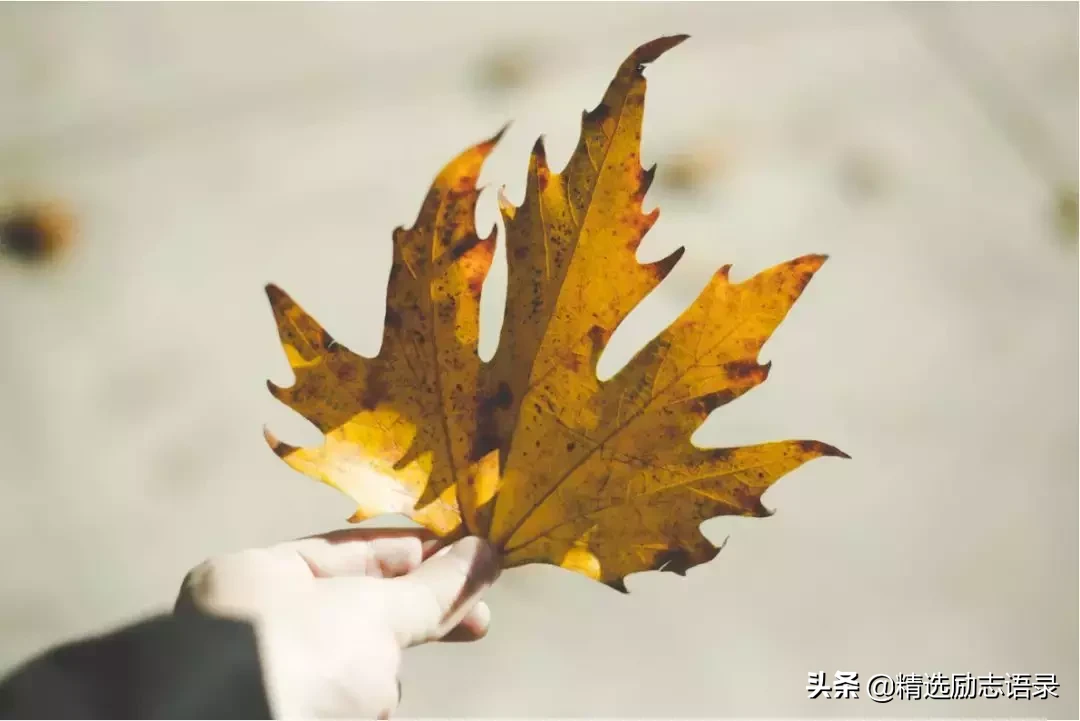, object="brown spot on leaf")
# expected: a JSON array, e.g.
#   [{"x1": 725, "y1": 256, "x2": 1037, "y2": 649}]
[
  {"x1": 584, "y1": 101, "x2": 612, "y2": 126},
  {"x1": 462, "y1": 235, "x2": 495, "y2": 297},
  {"x1": 723, "y1": 360, "x2": 761, "y2": 381},
  {"x1": 588, "y1": 325, "x2": 612, "y2": 350},
  {"x1": 361, "y1": 368, "x2": 389, "y2": 409},
  {"x1": 705, "y1": 447, "x2": 734, "y2": 463},
  {"x1": 689, "y1": 389, "x2": 737, "y2": 415},
  {"x1": 647, "y1": 245, "x2": 684, "y2": 282},
  {"x1": 491, "y1": 381, "x2": 513, "y2": 409},
  {"x1": 795, "y1": 440, "x2": 851, "y2": 459},
  {"x1": 336, "y1": 363, "x2": 357, "y2": 383},
  {"x1": 385, "y1": 308, "x2": 403, "y2": 331},
  {"x1": 790, "y1": 270, "x2": 815, "y2": 297},
  {"x1": 467, "y1": 270, "x2": 485, "y2": 297},
  {"x1": 450, "y1": 233, "x2": 482, "y2": 261},
  {"x1": 452, "y1": 174, "x2": 479, "y2": 194}
]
